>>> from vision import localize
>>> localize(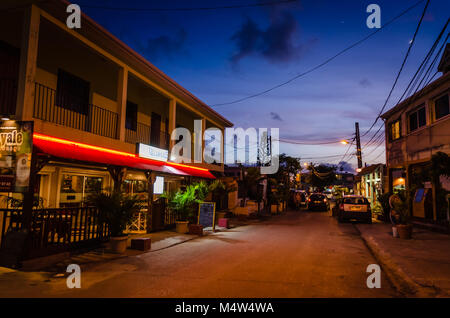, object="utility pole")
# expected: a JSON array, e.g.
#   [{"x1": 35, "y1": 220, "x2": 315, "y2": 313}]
[{"x1": 355, "y1": 122, "x2": 362, "y2": 169}]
